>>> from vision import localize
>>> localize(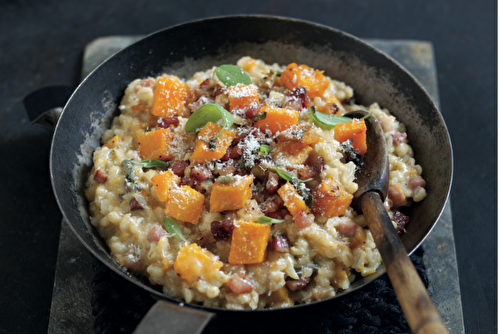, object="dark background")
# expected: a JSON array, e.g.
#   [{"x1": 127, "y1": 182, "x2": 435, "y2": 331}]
[{"x1": 0, "y1": 0, "x2": 496, "y2": 333}]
